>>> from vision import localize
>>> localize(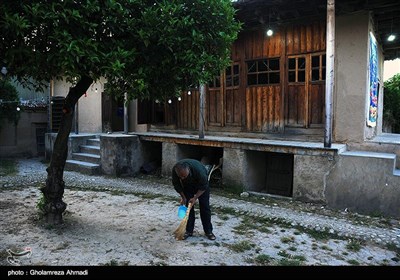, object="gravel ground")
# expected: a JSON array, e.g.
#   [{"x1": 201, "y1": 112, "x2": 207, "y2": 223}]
[{"x1": 1, "y1": 157, "x2": 400, "y2": 267}]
